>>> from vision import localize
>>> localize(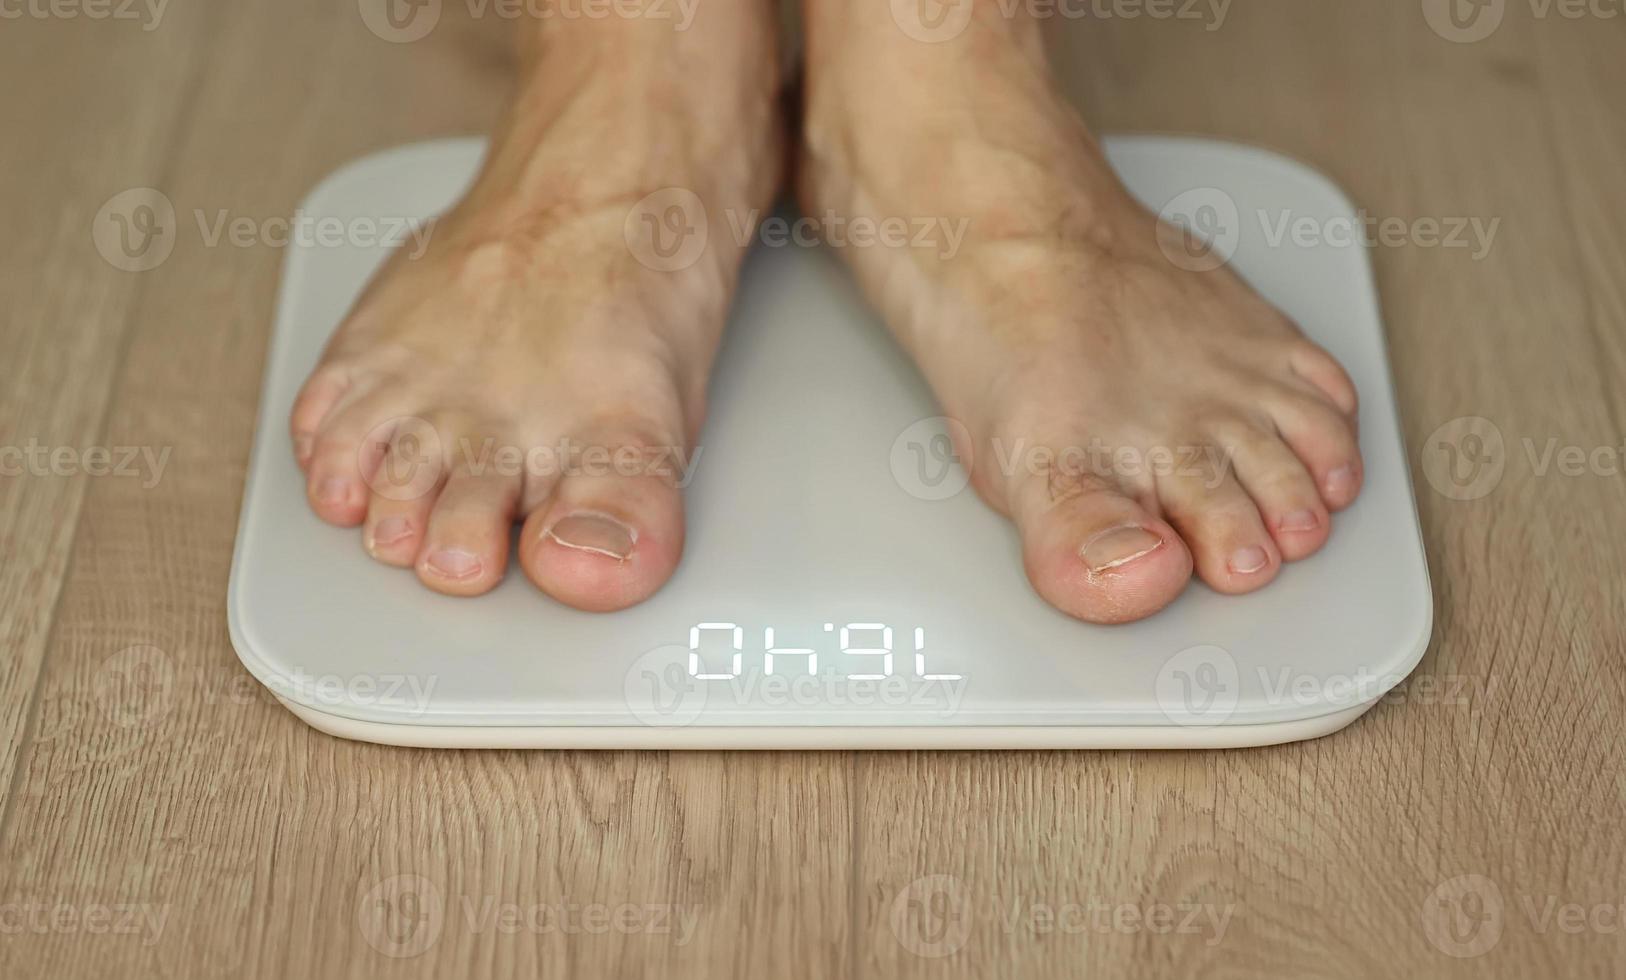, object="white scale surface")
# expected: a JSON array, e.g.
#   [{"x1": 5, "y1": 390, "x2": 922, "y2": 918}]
[{"x1": 228, "y1": 137, "x2": 1432, "y2": 749}]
